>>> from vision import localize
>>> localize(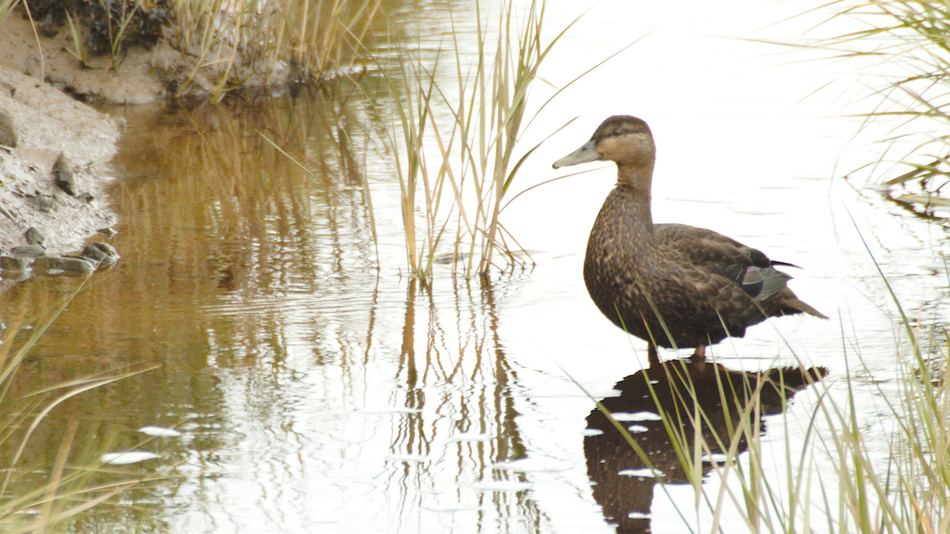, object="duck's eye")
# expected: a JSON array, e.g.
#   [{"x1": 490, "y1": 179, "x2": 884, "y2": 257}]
[{"x1": 612, "y1": 128, "x2": 624, "y2": 136}]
